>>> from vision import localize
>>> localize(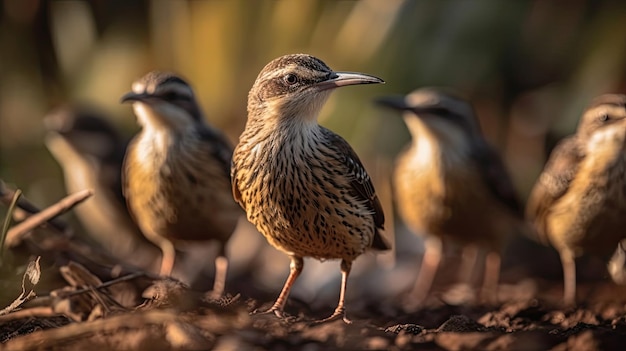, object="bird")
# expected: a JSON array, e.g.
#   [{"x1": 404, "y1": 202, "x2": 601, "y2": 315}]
[
  {"x1": 121, "y1": 71, "x2": 241, "y2": 297},
  {"x1": 44, "y1": 105, "x2": 161, "y2": 271},
  {"x1": 526, "y1": 94, "x2": 626, "y2": 306},
  {"x1": 376, "y1": 88, "x2": 523, "y2": 304},
  {"x1": 231, "y1": 54, "x2": 389, "y2": 324}
]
